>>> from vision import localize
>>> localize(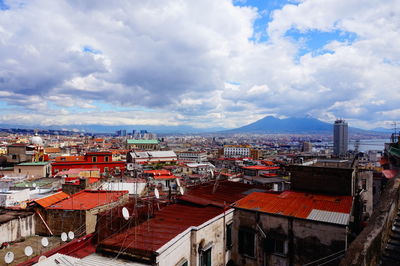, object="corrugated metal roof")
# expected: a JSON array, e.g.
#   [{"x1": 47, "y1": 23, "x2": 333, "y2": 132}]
[
  {"x1": 47, "y1": 190, "x2": 128, "y2": 210},
  {"x1": 307, "y1": 209, "x2": 350, "y2": 225},
  {"x1": 33, "y1": 253, "x2": 80, "y2": 266},
  {"x1": 234, "y1": 191, "x2": 353, "y2": 225},
  {"x1": 98, "y1": 203, "x2": 223, "y2": 257},
  {"x1": 75, "y1": 253, "x2": 147, "y2": 266},
  {"x1": 34, "y1": 191, "x2": 70, "y2": 208},
  {"x1": 18, "y1": 161, "x2": 50, "y2": 166}
]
